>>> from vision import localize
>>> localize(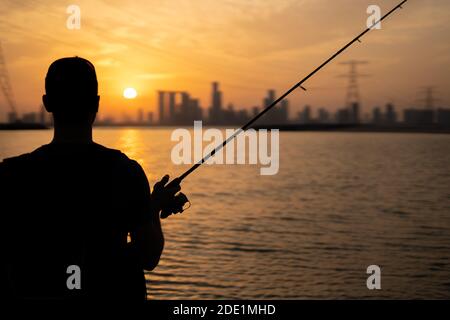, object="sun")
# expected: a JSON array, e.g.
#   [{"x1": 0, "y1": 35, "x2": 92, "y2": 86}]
[{"x1": 123, "y1": 87, "x2": 137, "y2": 99}]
